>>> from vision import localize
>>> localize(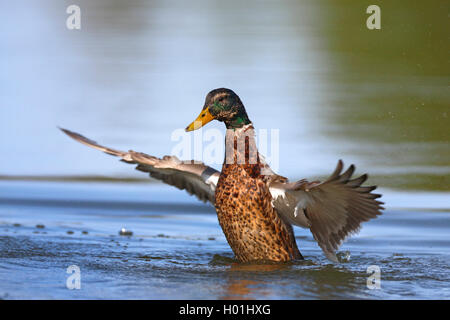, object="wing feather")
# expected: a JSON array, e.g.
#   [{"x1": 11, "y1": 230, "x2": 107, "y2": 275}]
[
  {"x1": 60, "y1": 128, "x2": 220, "y2": 204},
  {"x1": 271, "y1": 160, "x2": 384, "y2": 262}
]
